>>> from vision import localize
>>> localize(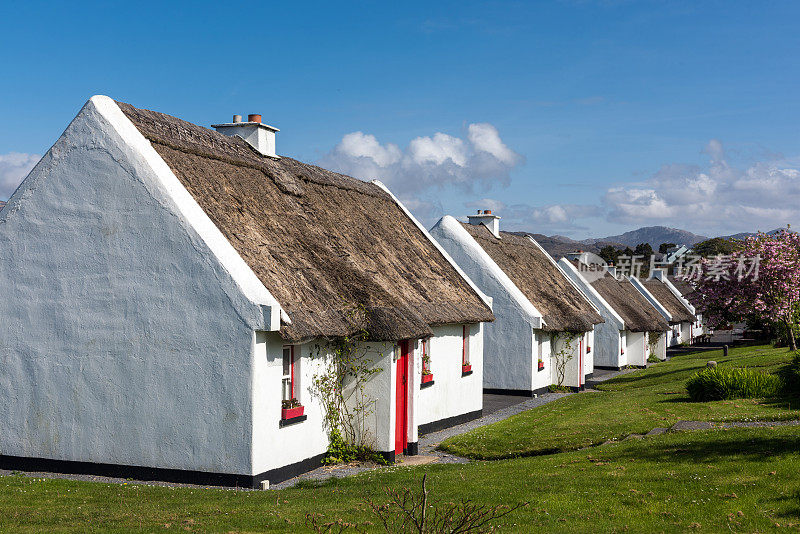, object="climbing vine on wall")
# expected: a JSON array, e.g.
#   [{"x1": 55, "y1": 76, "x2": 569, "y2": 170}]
[{"x1": 309, "y1": 319, "x2": 388, "y2": 464}]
